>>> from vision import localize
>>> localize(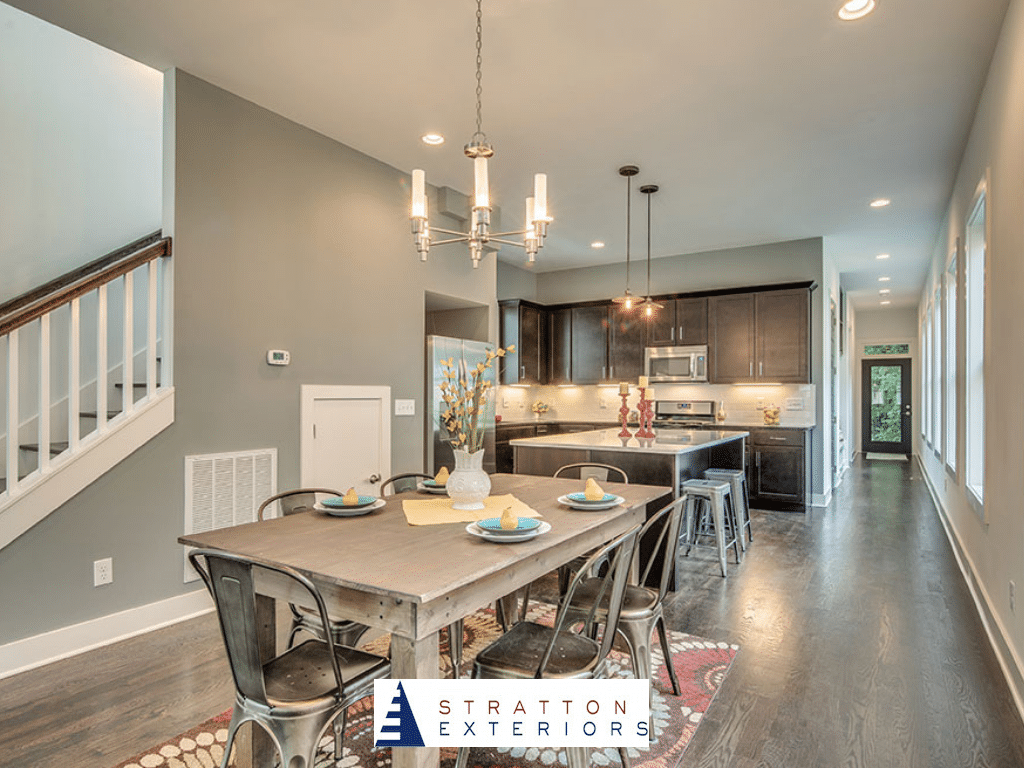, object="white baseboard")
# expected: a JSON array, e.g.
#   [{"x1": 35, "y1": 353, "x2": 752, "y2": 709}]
[
  {"x1": 917, "y1": 456, "x2": 1024, "y2": 724},
  {"x1": 0, "y1": 587, "x2": 212, "y2": 680},
  {"x1": 811, "y1": 488, "x2": 832, "y2": 508}
]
